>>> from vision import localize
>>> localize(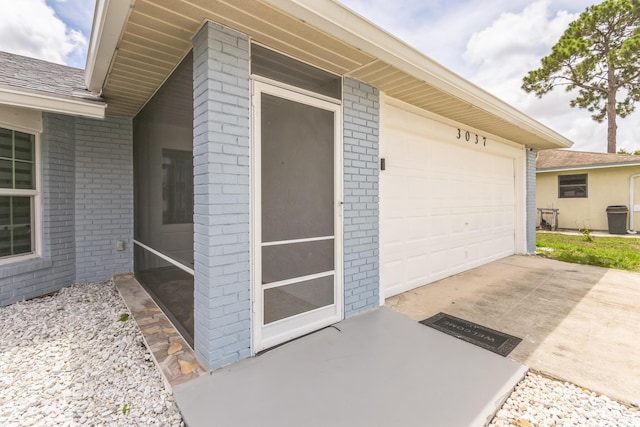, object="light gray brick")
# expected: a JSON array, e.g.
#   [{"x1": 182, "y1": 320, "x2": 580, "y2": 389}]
[
  {"x1": 74, "y1": 116, "x2": 133, "y2": 283},
  {"x1": 526, "y1": 147, "x2": 537, "y2": 253},
  {"x1": 193, "y1": 21, "x2": 251, "y2": 371},
  {"x1": 343, "y1": 78, "x2": 380, "y2": 318},
  {"x1": 0, "y1": 114, "x2": 133, "y2": 307}
]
